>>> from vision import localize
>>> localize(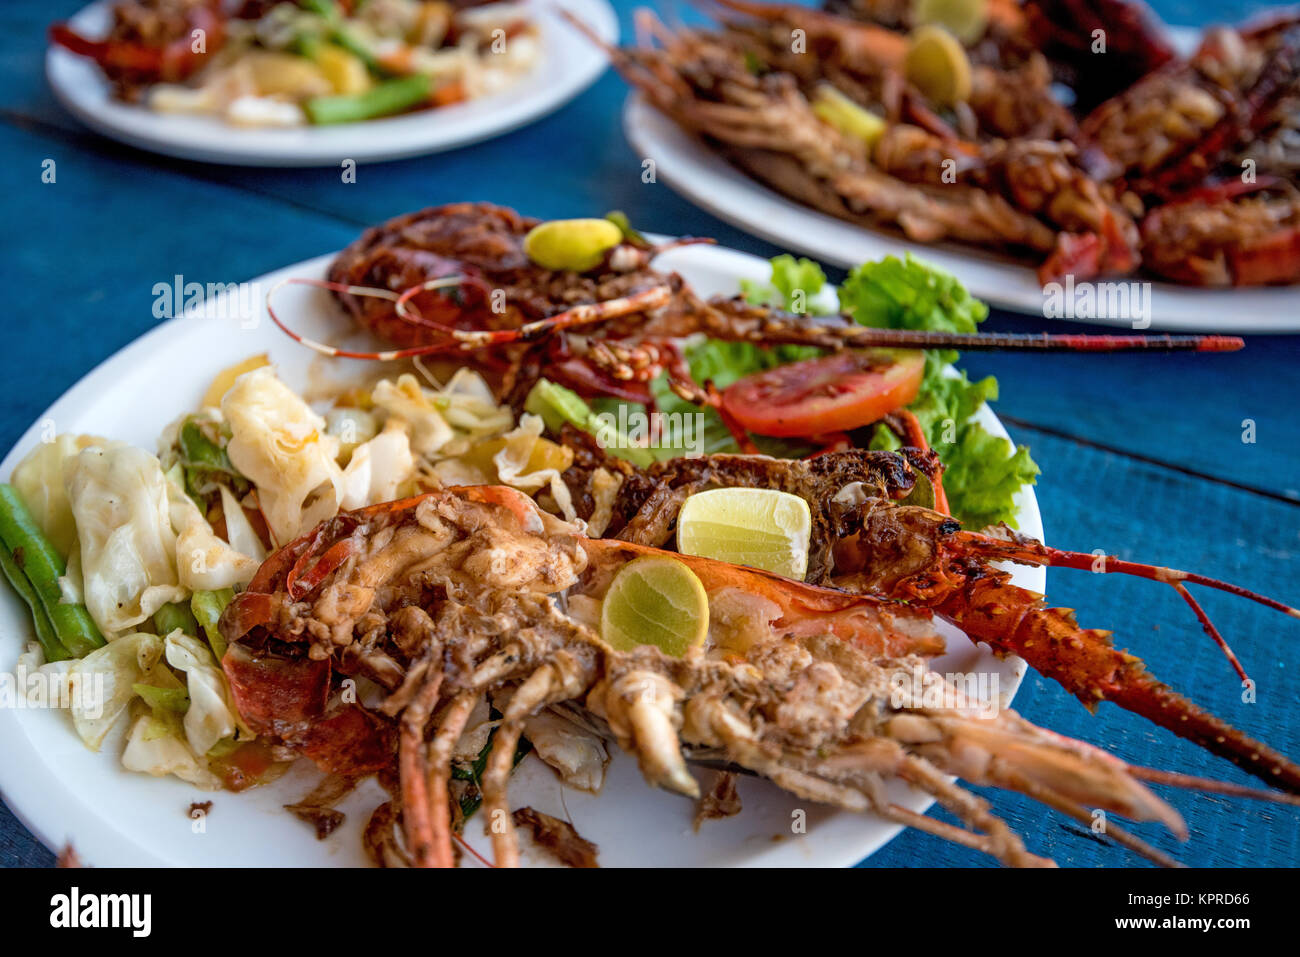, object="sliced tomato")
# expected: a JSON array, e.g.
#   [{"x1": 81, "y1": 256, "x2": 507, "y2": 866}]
[{"x1": 721, "y1": 349, "x2": 925, "y2": 438}]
